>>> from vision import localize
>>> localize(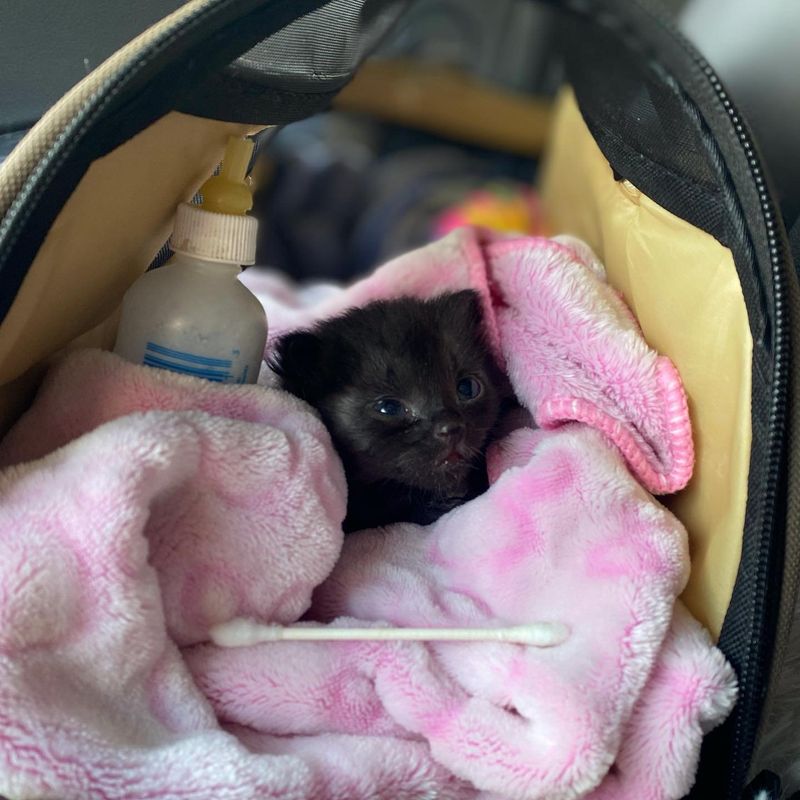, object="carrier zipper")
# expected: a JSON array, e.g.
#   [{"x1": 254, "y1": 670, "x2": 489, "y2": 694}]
[{"x1": 701, "y1": 68, "x2": 789, "y2": 800}]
